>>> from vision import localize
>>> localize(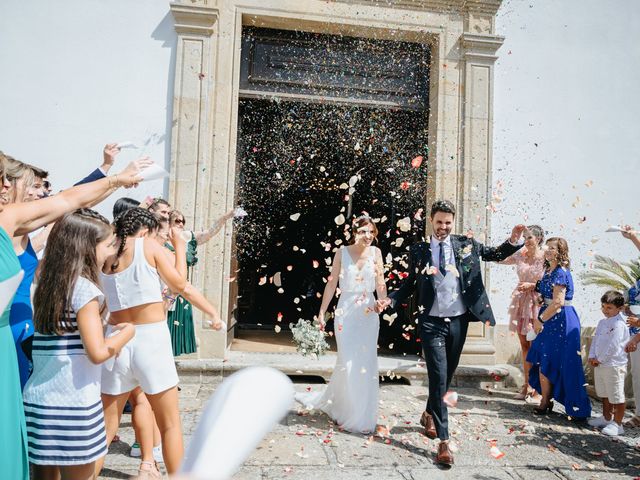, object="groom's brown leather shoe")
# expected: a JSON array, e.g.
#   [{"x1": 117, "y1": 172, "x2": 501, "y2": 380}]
[
  {"x1": 419, "y1": 411, "x2": 437, "y2": 439},
  {"x1": 436, "y1": 441, "x2": 454, "y2": 466}
]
